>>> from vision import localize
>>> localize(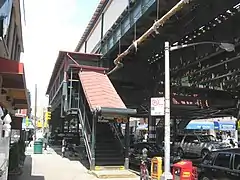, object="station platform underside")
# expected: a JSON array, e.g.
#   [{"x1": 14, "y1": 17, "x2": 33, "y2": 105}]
[{"x1": 100, "y1": 0, "x2": 240, "y2": 120}]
